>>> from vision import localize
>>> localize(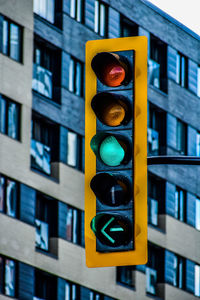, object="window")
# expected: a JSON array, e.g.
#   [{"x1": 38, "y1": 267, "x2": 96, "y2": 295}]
[
  {"x1": 148, "y1": 174, "x2": 165, "y2": 227},
  {"x1": 69, "y1": 57, "x2": 84, "y2": 97},
  {"x1": 165, "y1": 250, "x2": 186, "y2": 290},
  {"x1": 0, "y1": 95, "x2": 20, "y2": 140},
  {"x1": 175, "y1": 187, "x2": 186, "y2": 222},
  {"x1": 176, "y1": 53, "x2": 188, "y2": 88},
  {"x1": 116, "y1": 266, "x2": 135, "y2": 288},
  {"x1": 197, "y1": 66, "x2": 200, "y2": 97},
  {"x1": 149, "y1": 35, "x2": 167, "y2": 93},
  {"x1": 65, "y1": 204, "x2": 84, "y2": 246},
  {"x1": 0, "y1": 256, "x2": 17, "y2": 297},
  {"x1": 197, "y1": 132, "x2": 200, "y2": 156},
  {"x1": 148, "y1": 104, "x2": 166, "y2": 155},
  {"x1": 66, "y1": 130, "x2": 84, "y2": 172},
  {"x1": 65, "y1": 281, "x2": 79, "y2": 300},
  {"x1": 94, "y1": 0, "x2": 108, "y2": 37},
  {"x1": 0, "y1": 174, "x2": 18, "y2": 218},
  {"x1": 70, "y1": 0, "x2": 84, "y2": 23},
  {"x1": 31, "y1": 113, "x2": 59, "y2": 175},
  {"x1": 0, "y1": 15, "x2": 22, "y2": 62},
  {"x1": 34, "y1": 0, "x2": 55, "y2": 23},
  {"x1": 176, "y1": 119, "x2": 187, "y2": 154},
  {"x1": 32, "y1": 38, "x2": 61, "y2": 102},
  {"x1": 120, "y1": 16, "x2": 138, "y2": 37},
  {"x1": 35, "y1": 193, "x2": 58, "y2": 252},
  {"x1": 195, "y1": 265, "x2": 200, "y2": 297},
  {"x1": 196, "y1": 198, "x2": 200, "y2": 230},
  {"x1": 34, "y1": 270, "x2": 57, "y2": 299}
]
